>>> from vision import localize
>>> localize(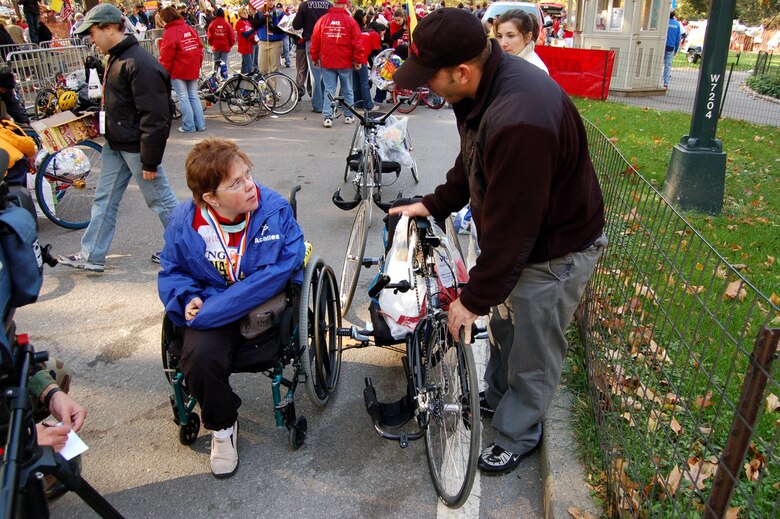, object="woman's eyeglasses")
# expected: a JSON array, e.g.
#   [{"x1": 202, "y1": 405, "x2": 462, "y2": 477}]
[{"x1": 215, "y1": 172, "x2": 254, "y2": 192}]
